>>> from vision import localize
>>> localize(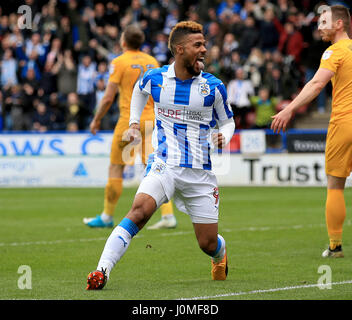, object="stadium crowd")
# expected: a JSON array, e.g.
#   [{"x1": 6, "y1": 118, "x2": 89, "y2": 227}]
[{"x1": 0, "y1": 0, "x2": 337, "y2": 132}]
